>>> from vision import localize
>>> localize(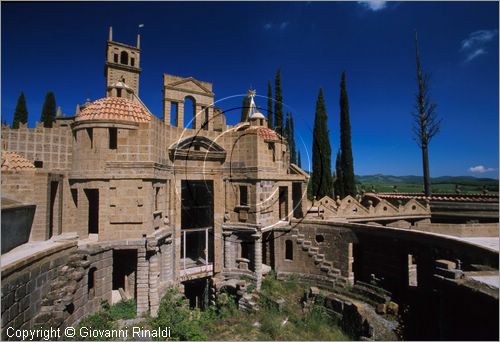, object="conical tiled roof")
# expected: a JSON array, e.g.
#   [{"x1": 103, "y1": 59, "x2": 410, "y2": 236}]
[
  {"x1": 1, "y1": 151, "x2": 35, "y2": 171},
  {"x1": 75, "y1": 97, "x2": 152, "y2": 123}
]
